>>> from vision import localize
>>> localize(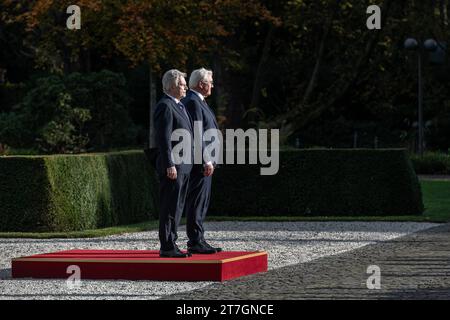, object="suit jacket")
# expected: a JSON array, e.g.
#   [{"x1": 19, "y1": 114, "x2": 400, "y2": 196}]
[
  {"x1": 153, "y1": 94, "x2": 194, "y2": 176},
  {"x1": 182, "y1": 90, "x2": 220, "y2": 168}
]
